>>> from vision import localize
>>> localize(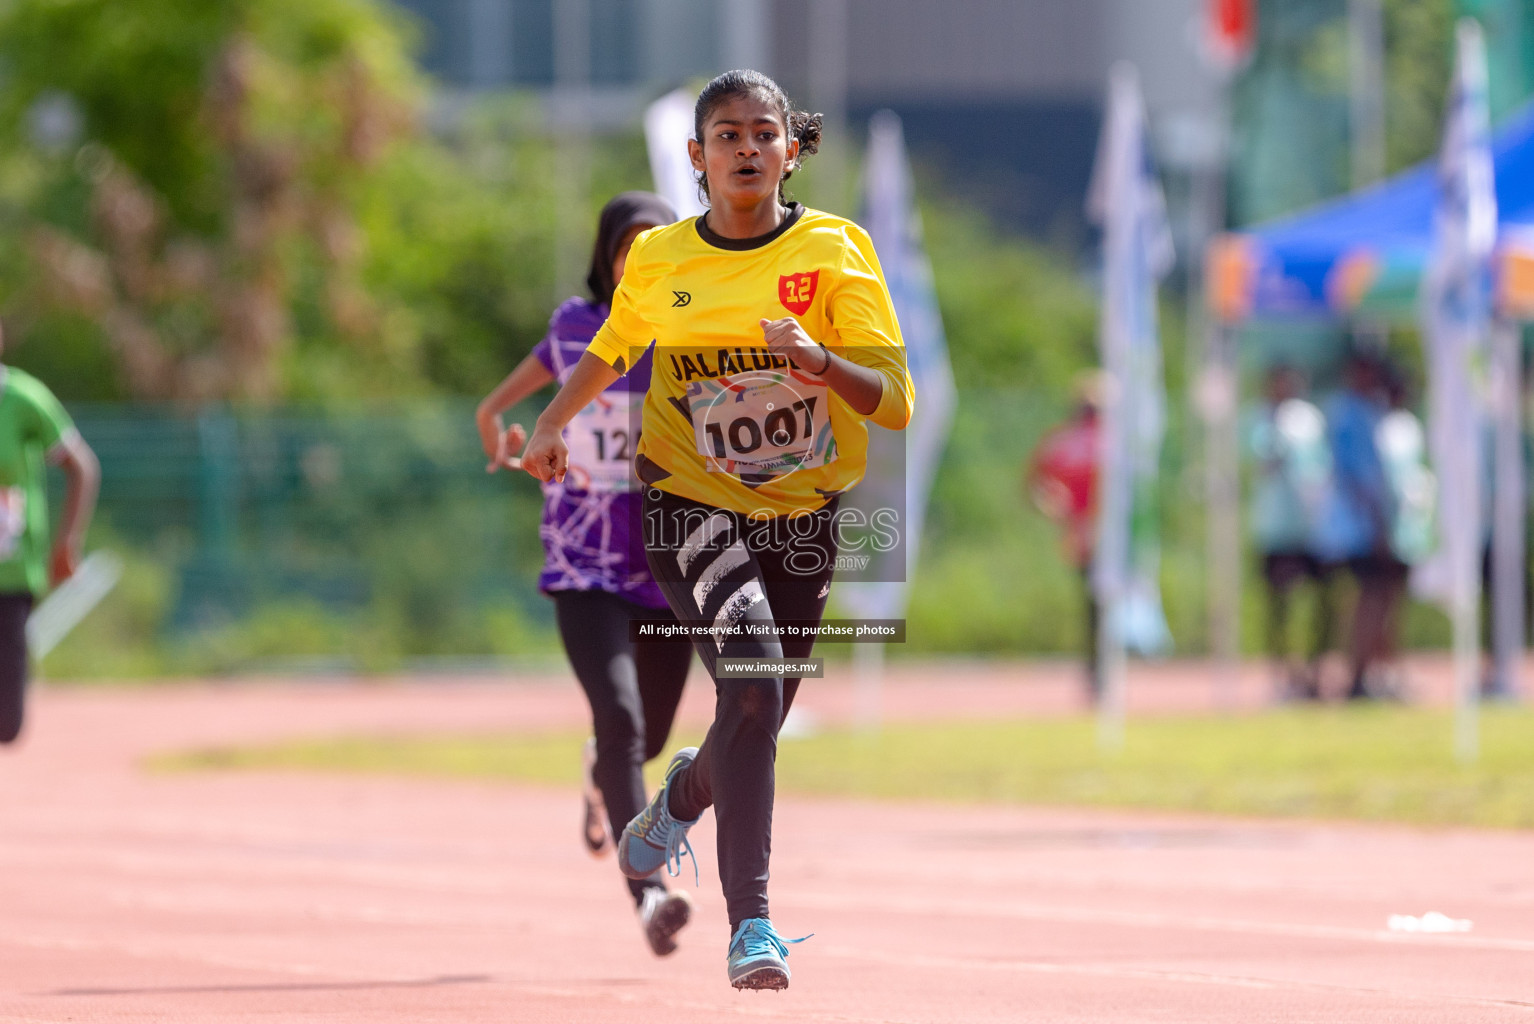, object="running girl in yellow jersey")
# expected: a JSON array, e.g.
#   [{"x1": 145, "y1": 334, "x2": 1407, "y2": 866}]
[{"x1": 519, "y1": 69, "x2": 913, "y2": 991}]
